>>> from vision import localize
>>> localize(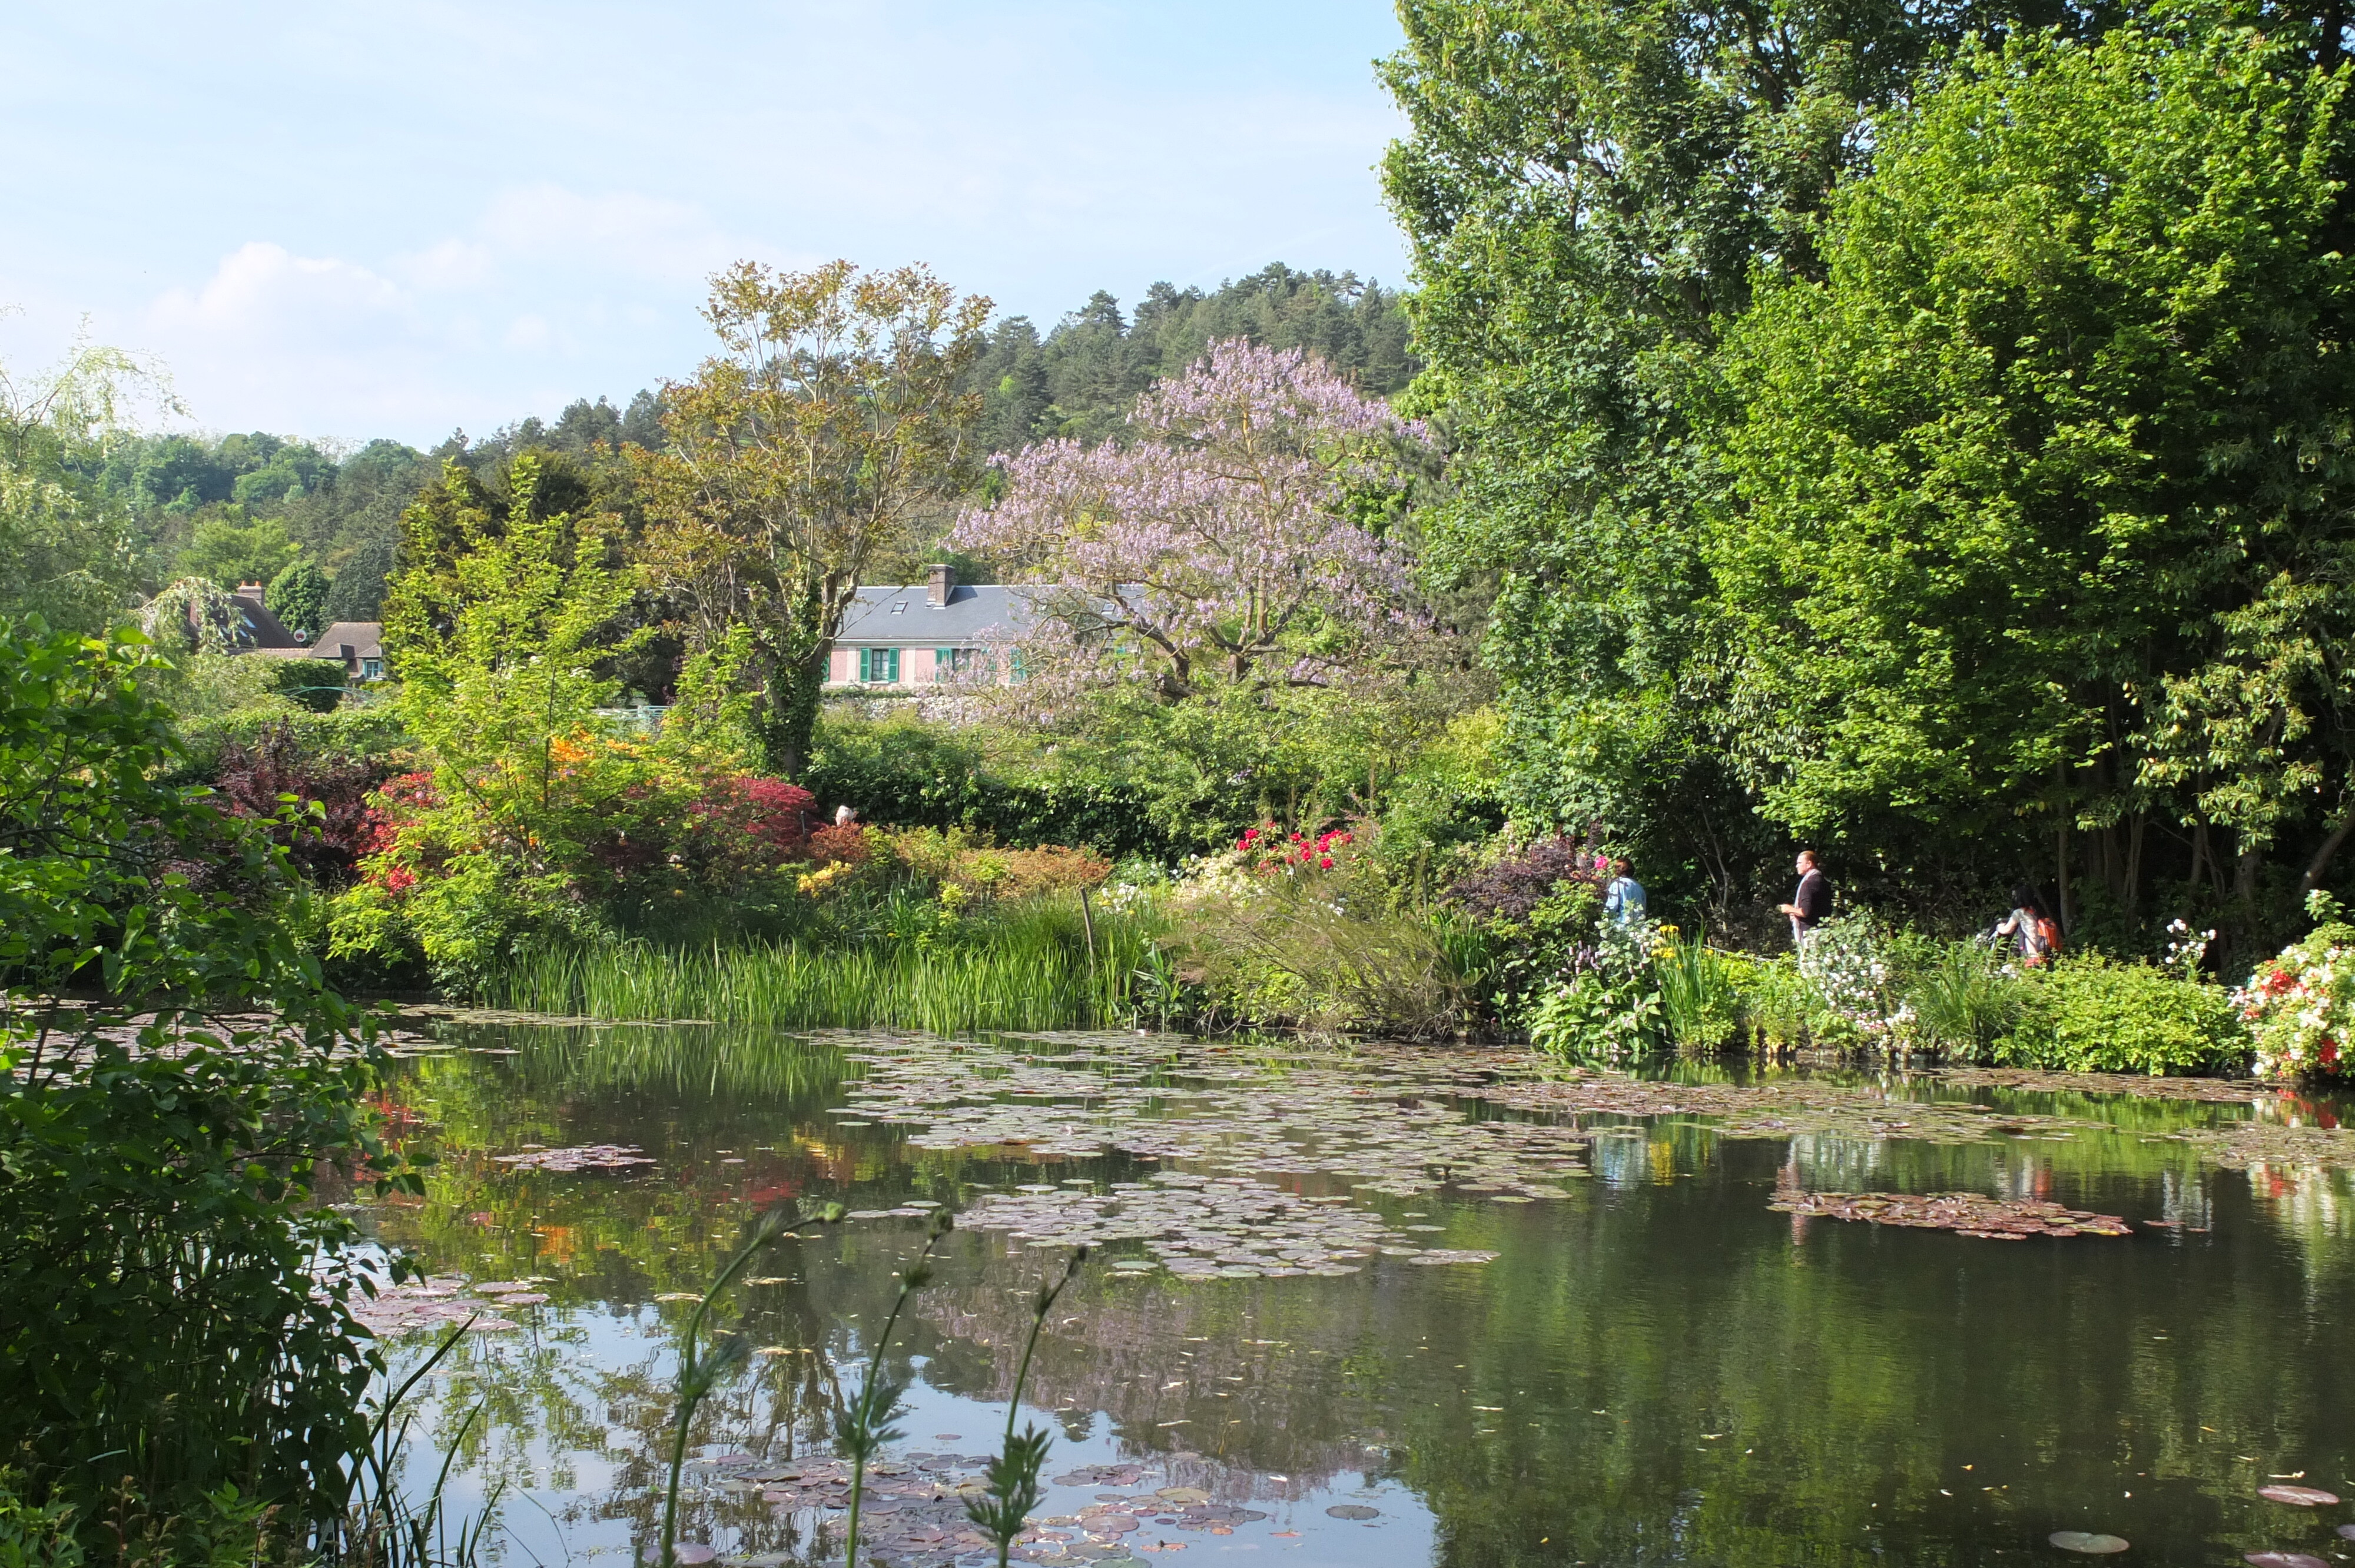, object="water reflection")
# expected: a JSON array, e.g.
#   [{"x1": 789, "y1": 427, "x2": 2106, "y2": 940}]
[{"x1": 366, "y1": 1024, "x2": 2355, "y2": 1567}]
